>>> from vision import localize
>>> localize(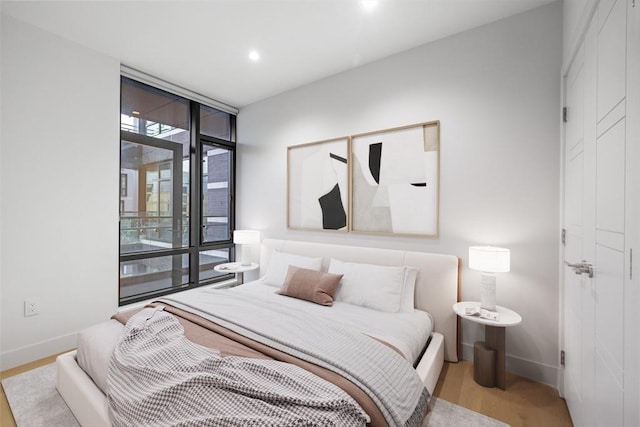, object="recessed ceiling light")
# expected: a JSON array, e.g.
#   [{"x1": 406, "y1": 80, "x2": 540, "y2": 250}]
[
  {"x1": 361, "y1": 0, "x2": 378, "y2": 12},
  {"x1": 249, "y1": 50, "x2": 260, "y2": 62},
  {"x1": 132, "y1": 111, "x2": 140, "y2": 115}
]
